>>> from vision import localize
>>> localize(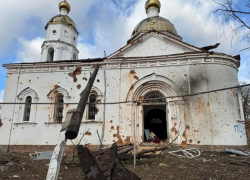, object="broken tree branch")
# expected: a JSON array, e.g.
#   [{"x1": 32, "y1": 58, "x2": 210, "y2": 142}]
[{"x1": 66, "y1": 65, "x2": 99, "y2": 140}]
